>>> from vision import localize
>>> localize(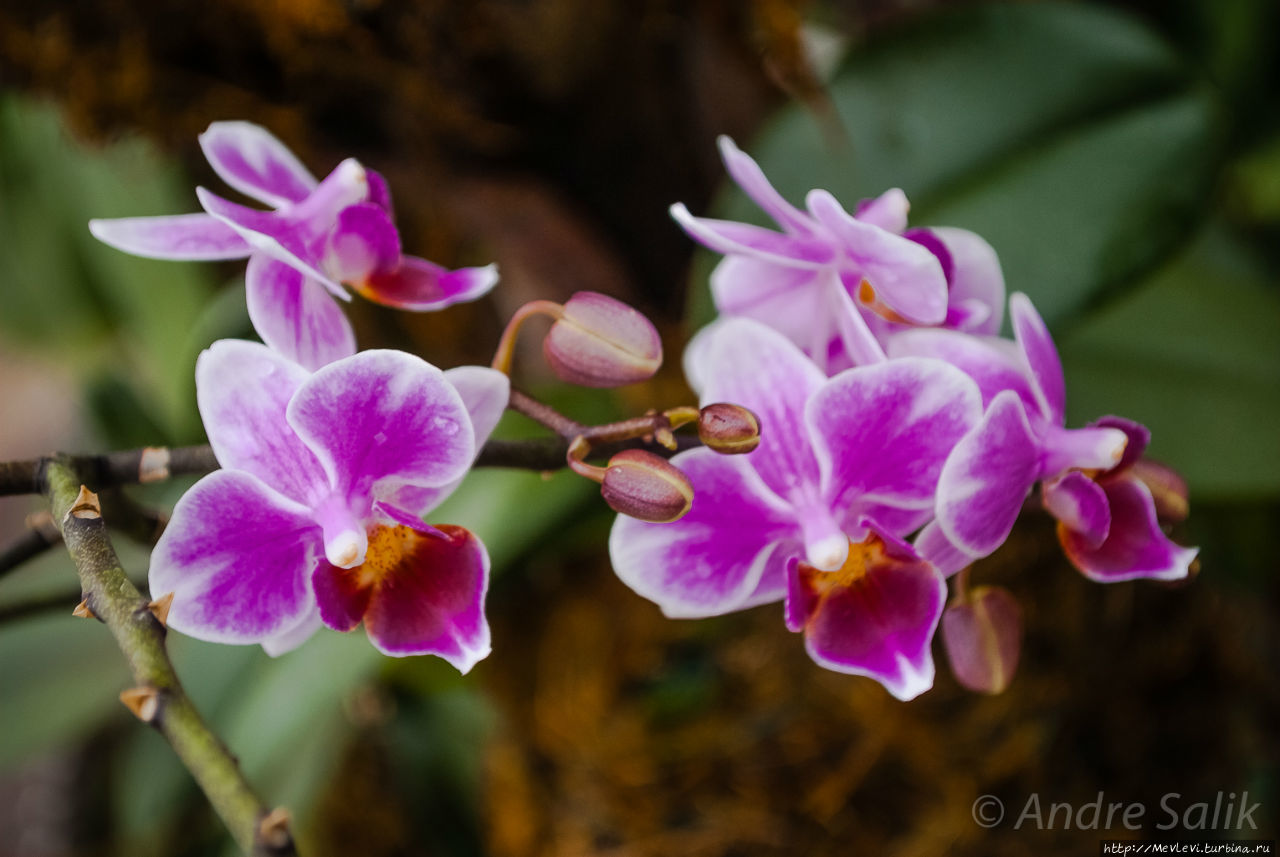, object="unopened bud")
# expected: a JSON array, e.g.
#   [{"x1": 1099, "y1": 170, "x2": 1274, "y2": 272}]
[
  {"x1": 697, "y1": 403, "x2": 760, "y2": 454},
  {"x1": 600, "y1": 449, "x2": 693, "y2": 523},
  {"x1": 543, "y1": 292, "x2": 662, "y2": 387},
  {"x1": 941, "y1": 585, "x2": 1022, "y2": 695}
]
